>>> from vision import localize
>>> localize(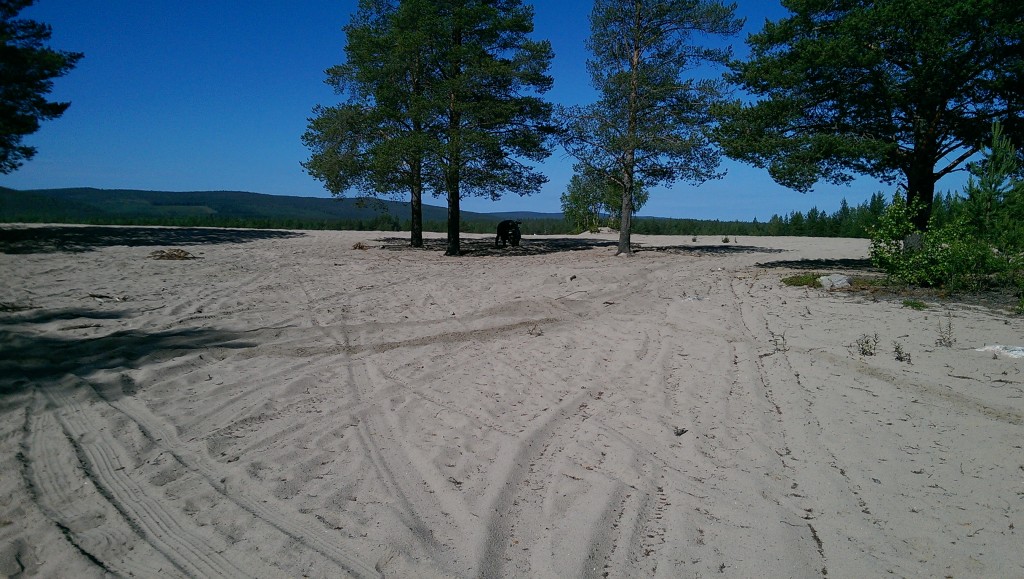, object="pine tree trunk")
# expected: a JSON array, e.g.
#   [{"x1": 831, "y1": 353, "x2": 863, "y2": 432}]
[
  {"x1": 905, "y1": 163, "x2": 937, "y2": 231},
  {"x1": 444, "y1": 24, "x2": 463, "y2": 257},
  {"x1": 410, "y1": 157, "x2": 423, "y2": 248},
  {"x1": 445, "y1": 181, "x2": 460, "y2": 256},
  {"x1": 618, "y1": 164, "x2": 634, "y2": 255},
  {"x1": 617, "y1": 24, "x2": 641, "y2": 256}
]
